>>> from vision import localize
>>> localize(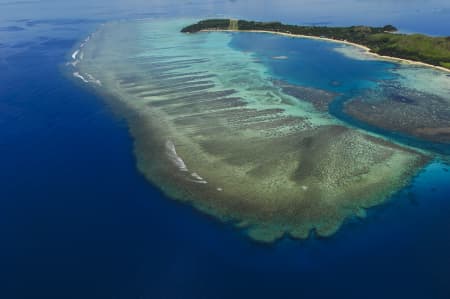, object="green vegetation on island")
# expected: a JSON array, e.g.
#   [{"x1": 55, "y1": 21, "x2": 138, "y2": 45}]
[{"x1": 182, "y1": 19, "x2": 450, "y2": 70}]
